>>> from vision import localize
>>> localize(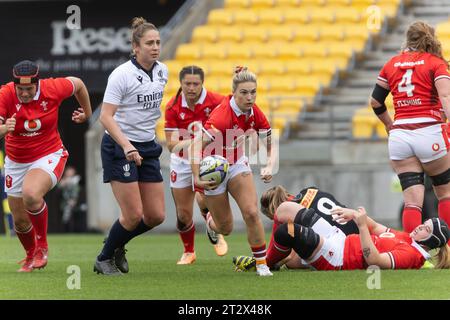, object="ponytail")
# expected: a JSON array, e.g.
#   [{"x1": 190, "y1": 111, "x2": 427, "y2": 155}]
[
  {"x1": 434, "y1": 244, "x2": 450, "y2": 269},
  {"x1": 260, "y1": 185, "x2": 290, "y2": 220}
]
